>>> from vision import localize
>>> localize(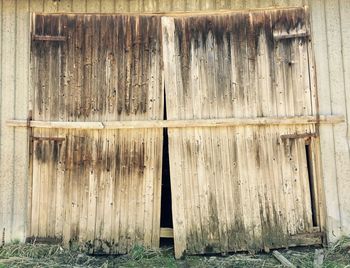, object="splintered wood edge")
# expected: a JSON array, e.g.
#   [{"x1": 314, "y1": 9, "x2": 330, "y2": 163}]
[{"x1": 6, "y1": 115, "x2": 345, "y2": 129}]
